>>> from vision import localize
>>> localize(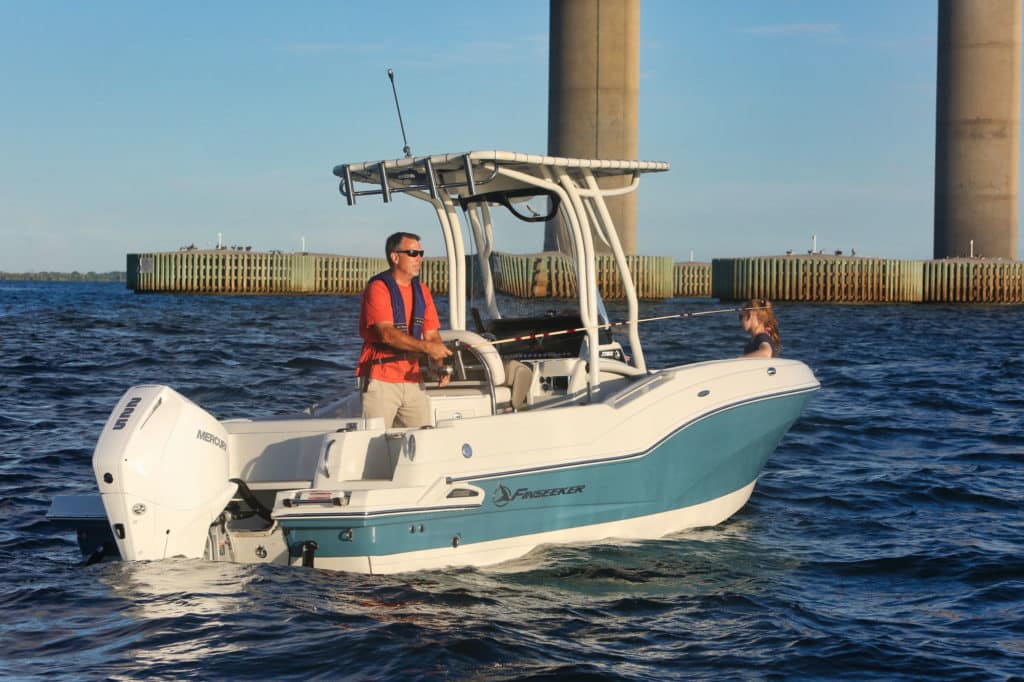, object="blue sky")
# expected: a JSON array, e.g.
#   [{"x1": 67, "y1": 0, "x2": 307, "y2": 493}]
[{"x1": 1, "y1": 1, "x2": 1019, "y2": 272}]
